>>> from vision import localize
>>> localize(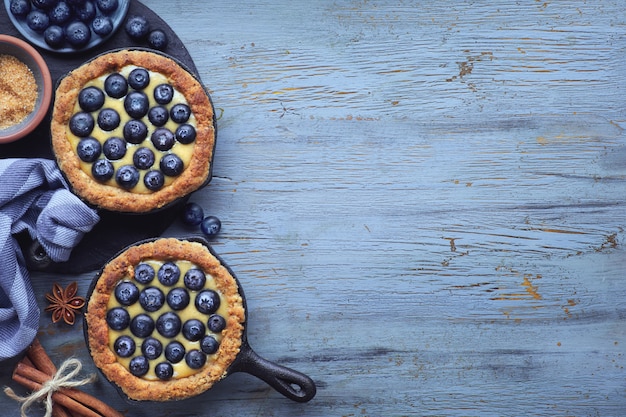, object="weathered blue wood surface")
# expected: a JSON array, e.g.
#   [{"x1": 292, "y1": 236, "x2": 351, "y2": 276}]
[{"x1": 1, "y1": 1, "x2": 625, "y2": 416}]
